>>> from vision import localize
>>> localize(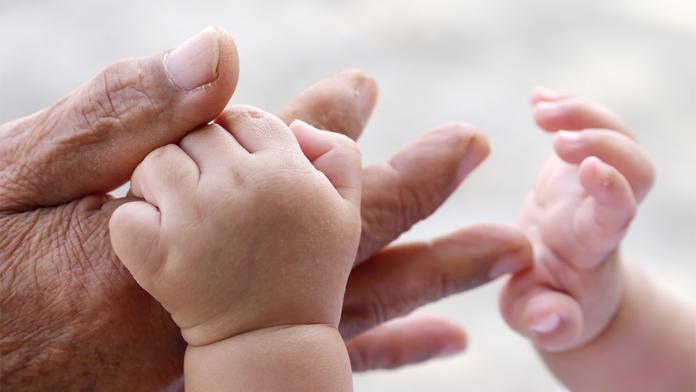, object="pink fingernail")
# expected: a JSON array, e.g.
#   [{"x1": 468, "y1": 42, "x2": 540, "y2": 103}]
[
  {"x1": 558, "y1": 130, "x2": 584, "y2": 147},
  {"x1": 558, "y1": 130, "x2": 581, "y2": 140},
  {"x1": 290, "y1": 119, "x2": 318, "y2": 132},
  {"x1": 530, "y1": 314, "x2": 561, "y2": 334},
  {"x1": 164, "y1": 27, "x2": 221, "y2": 90},
  {"x1": 535, "y1": 101, "x2": 561, "y2": 114}
]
